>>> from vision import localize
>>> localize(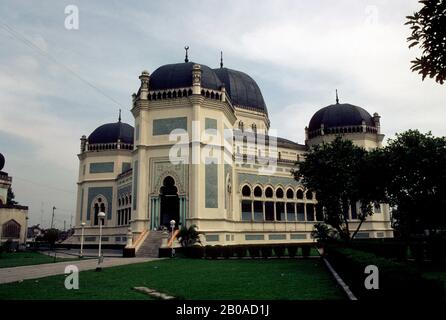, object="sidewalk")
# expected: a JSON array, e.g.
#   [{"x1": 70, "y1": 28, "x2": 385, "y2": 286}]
[{"x1": 0, "y1": 257, "x2": 157, "y2": 284}]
